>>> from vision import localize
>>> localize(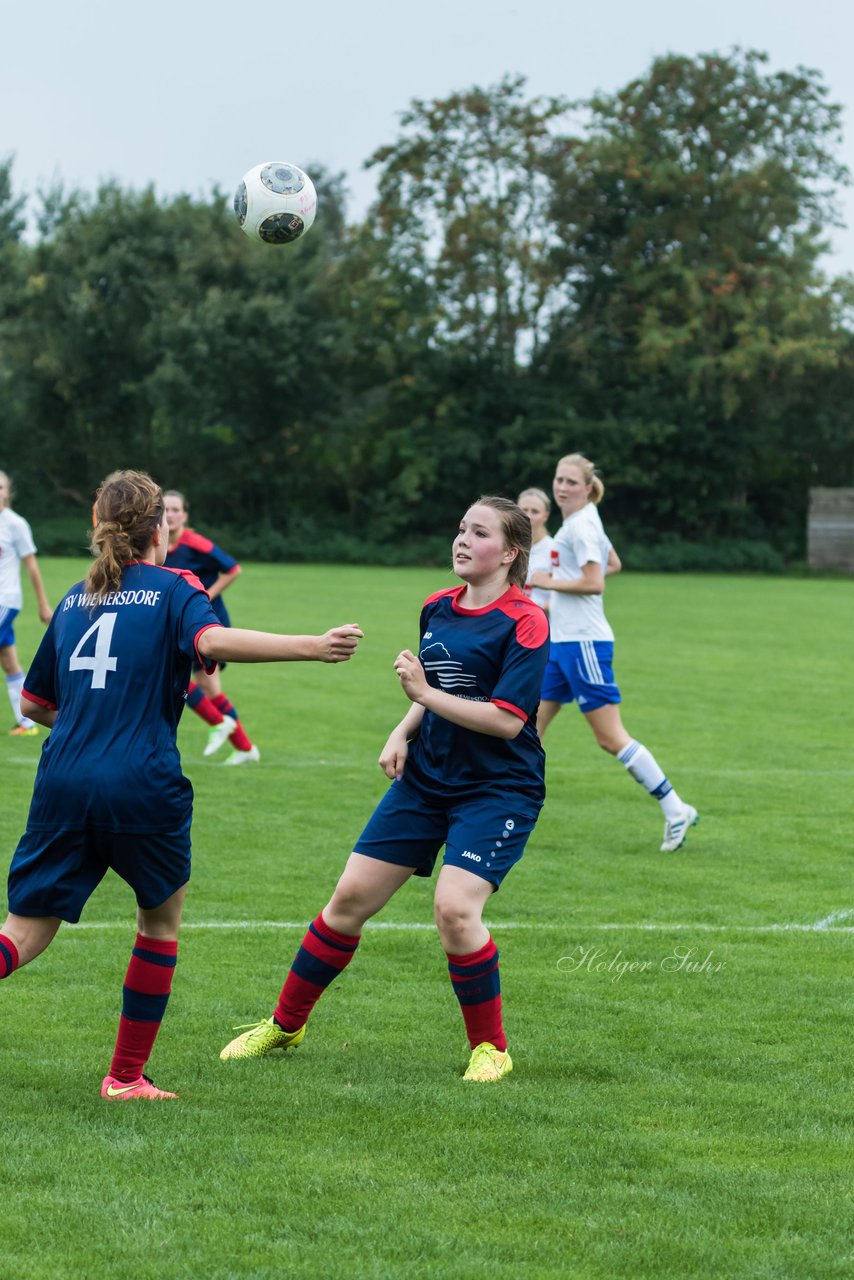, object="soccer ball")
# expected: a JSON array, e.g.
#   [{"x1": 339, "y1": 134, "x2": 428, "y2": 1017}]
[{"x1": 233, "y1": 161, "x2": 317, "y2": 245}]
